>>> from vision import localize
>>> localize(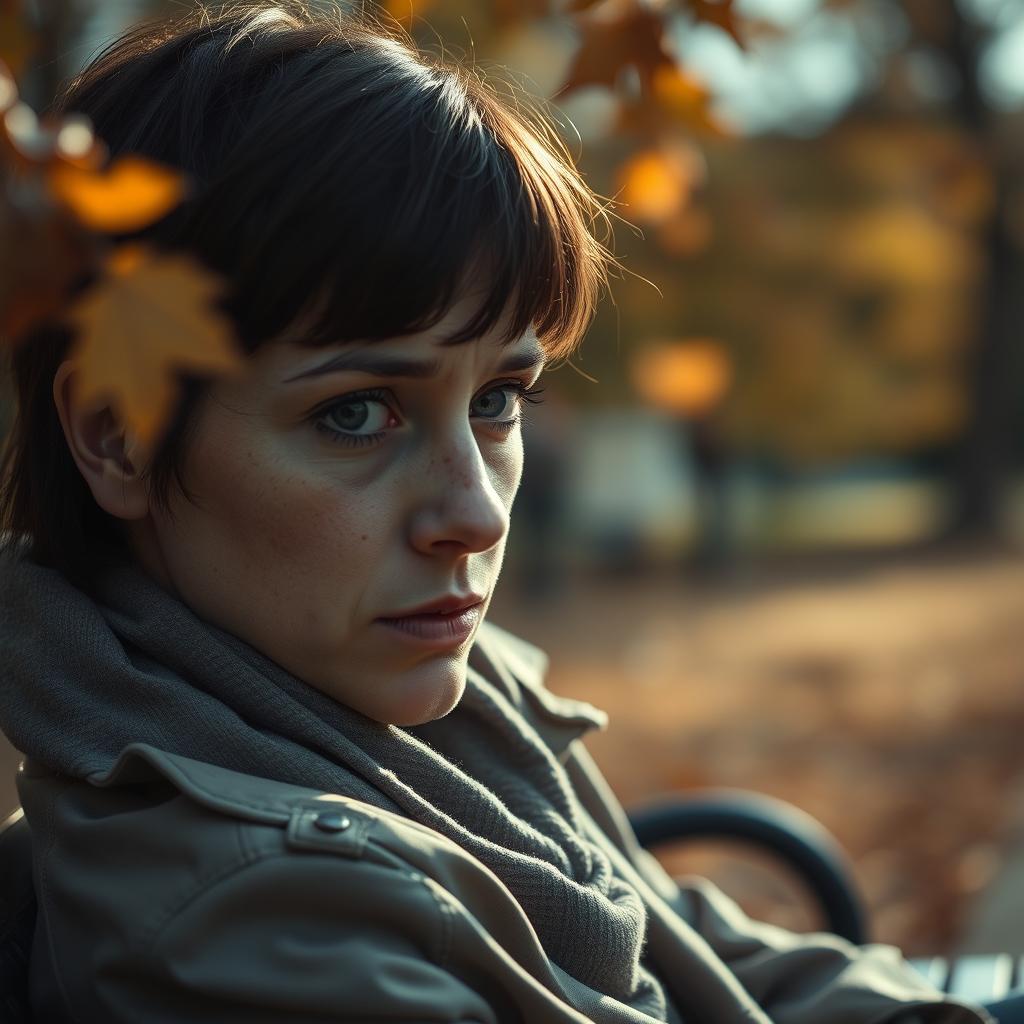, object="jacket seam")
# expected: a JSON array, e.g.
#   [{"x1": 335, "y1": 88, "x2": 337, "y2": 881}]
[
  {"x1": 106, "y1": 750, "x2": 295, "y2": 822},
  {"x1": 427, "y1": 875, "x2": 456, "y2": 970},
  {"x1": 140, "y1": 846, "x2": 447, "y2": 960},
  {"x1": 332, "y1": 840, "x2": 455, "y2": 969},
  {"x1": 135, "y1": 823, "x2": 258, "y2": 952}
]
